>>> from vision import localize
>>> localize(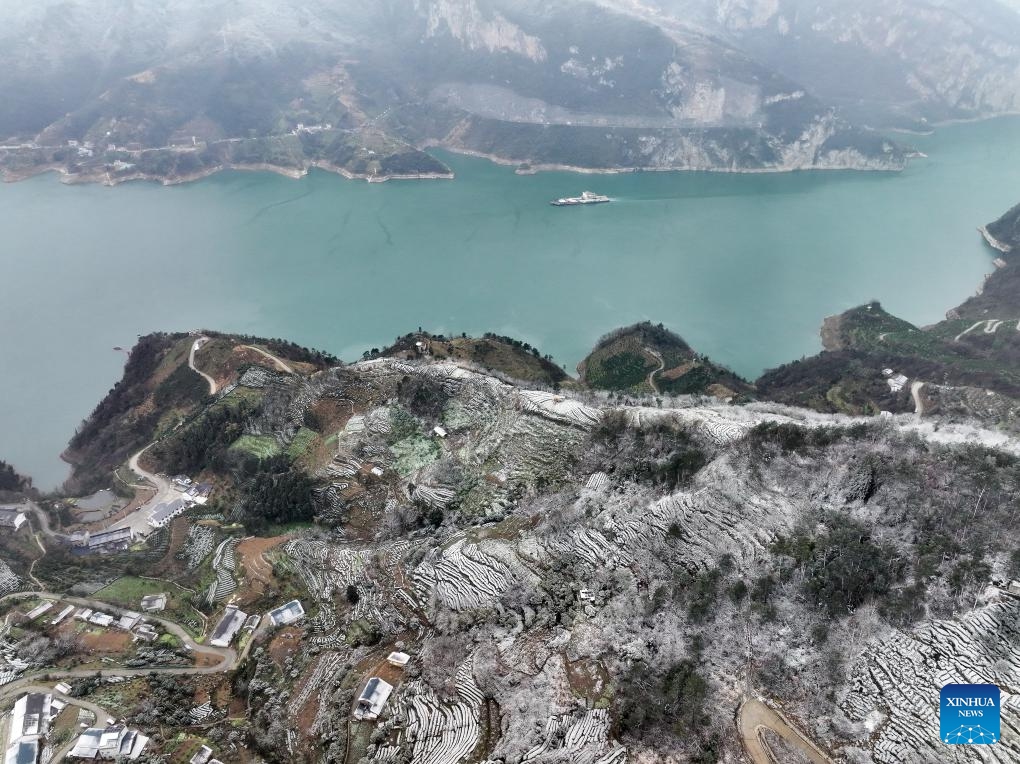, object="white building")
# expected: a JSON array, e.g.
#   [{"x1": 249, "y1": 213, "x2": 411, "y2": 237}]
[
  {"x1": 887, "y1": 373, "x2": 909, "y2": 393},
  {"x1": 24, "y1": 603, "x2": 52, "y2": 621},
  {"x1": 386, "y1": 651, "x2": 410, "y2": 667},
  {"x1": 148, "y1": 498, "x2": 190, "y2": 528},
  {"x1": 354, "y1": 677, "x2": 393, "y2": 721},
  {"x1": 140, "y1": 593, "x2": 167, "y2": 612},
  {"x1": 50, "y1": 605, "x2": 75, "y2": 626},
  {"x1": 68, "y1": 725, "x2": 148, "y2": 760},
  {"x1": 266, "y1": 599, "x2": 305, "y2": 626},
  {"x1": 4, "y1": 692, "x2": 57, "y2": 764},
  {"x1": 0, "y1": 509, "x2": 26, "y2": 531}
]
